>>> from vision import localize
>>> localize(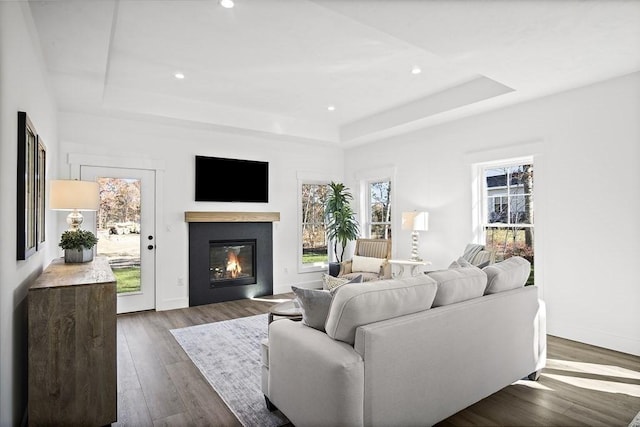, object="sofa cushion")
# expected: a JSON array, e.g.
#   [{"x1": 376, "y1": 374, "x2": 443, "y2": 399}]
[
  {"x1": 483, "y1": 256, "x2": 531, "y2": 294},
  {"x1": 291, "y1": 286, "x2": 332, "y2": 332},
  {"x1": 351, "y1": 255, "x2": 385, "y2": 273},
  {"x1": 428, "y1": 265, "x2": 487, "y2": 307},
  {"x1": 325, "y1": 275, "x2": 438, "y2": 345}
]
